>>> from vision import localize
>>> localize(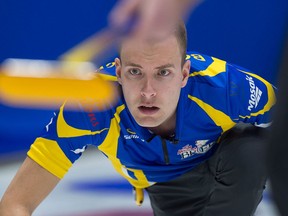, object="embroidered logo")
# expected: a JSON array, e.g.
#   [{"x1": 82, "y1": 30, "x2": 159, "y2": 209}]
[
  {"x1": 127, "y1": 128, "x2": 136, "y2": 134},
  {"x1": 71, "y1": 146, "x2": 86, "y2": 154},
  {"x1": 87, "y1": 112, "x2": 99, "y2": 127},
  {"x1": 45, "y1": 112, "x2": 56, "y2": 132},
  {"x1": 246, "y1": 75, "x2": 262, "y2": 111},
  {"x1": 177, "y1": 144, "x2": 194, "y2": 159},
  {"x1": 177, "y1": 140, "x2": 215, "y2": 159},
  {"x1": 124, "y1": 129, "x2": 145, "y2": 142}
]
